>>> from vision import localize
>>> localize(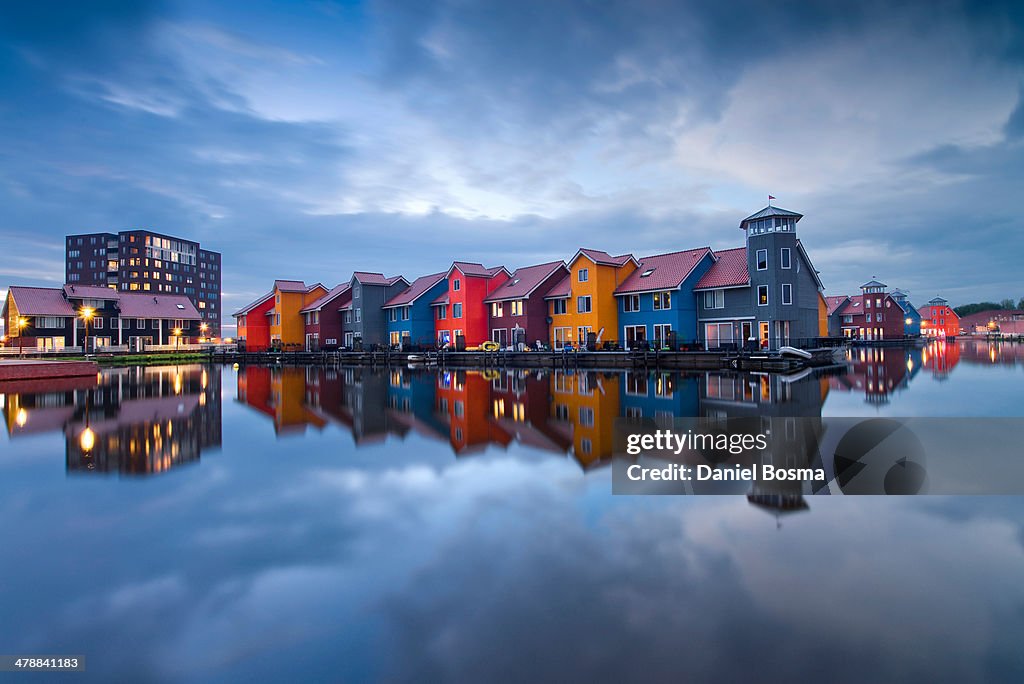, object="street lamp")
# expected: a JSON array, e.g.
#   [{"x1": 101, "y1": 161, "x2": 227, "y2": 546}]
[
  {"x1": 199, "y1": 323, "x2": 208, "y2": 342},
  {"x1": 17, "y1": 317, "x2": 28, "y2": 356},
  {"x1": 173, "y1": 327, "x2": 182, "y2": 350},
  {"x1": 80, "y1": 307, "x2": 95, "y2": 355}
]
